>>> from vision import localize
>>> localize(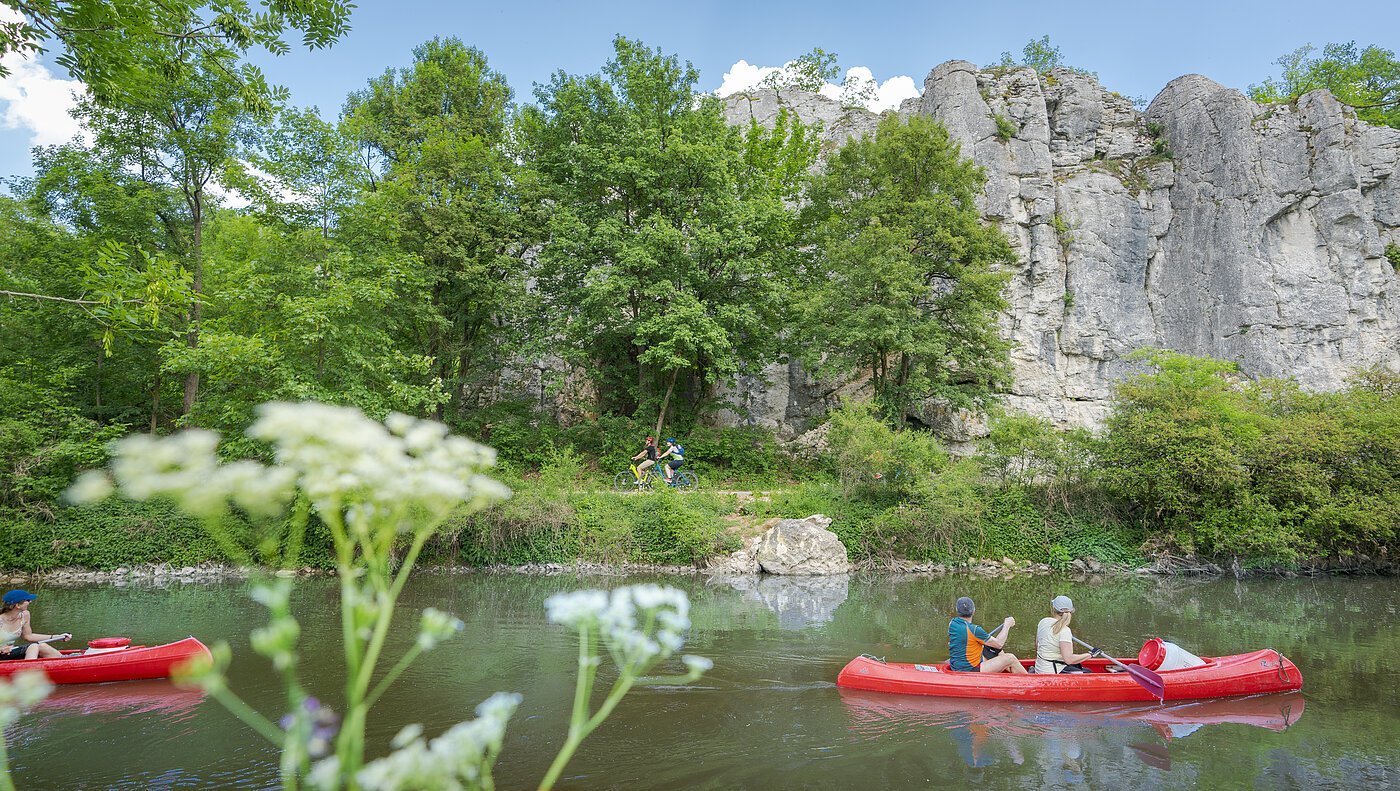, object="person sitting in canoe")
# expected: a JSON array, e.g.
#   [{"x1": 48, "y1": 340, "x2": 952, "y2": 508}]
[
  {"x1": 948, "y1": 596, "x2": 1026, "y2": 674},
  {"x1": 1033, "y1": 595, "x2": 1100, "y2": 674},
  {"x1": 0, "y1": 589, "x2": 72, "y2": 660}
]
